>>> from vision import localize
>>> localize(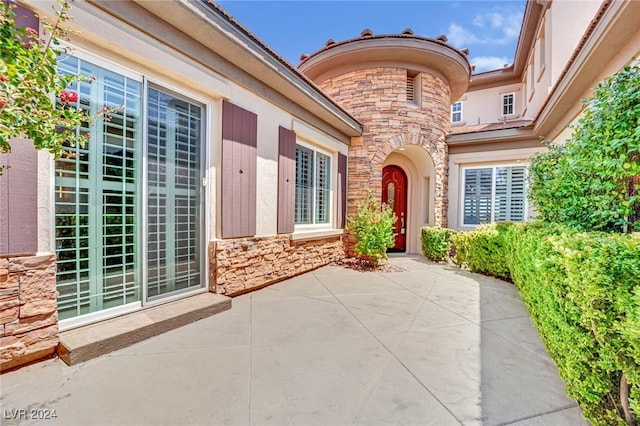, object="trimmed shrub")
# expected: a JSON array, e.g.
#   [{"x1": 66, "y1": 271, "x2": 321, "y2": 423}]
[
  {"x1": 451, "y1": 222, "x2": 515, "y2": 280},
  {"x1": 451, "y1": 221, "x2": 640, "y2": 425},
  {"x1": 420, "y1": 226, "x2": 453, "y2": 261},
  {"x1": 347, "y1": 192, "x2": 396, "y2": 265},
  {"x1": 528, "y1": 64, "x2": 640, "y2": 232}
]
